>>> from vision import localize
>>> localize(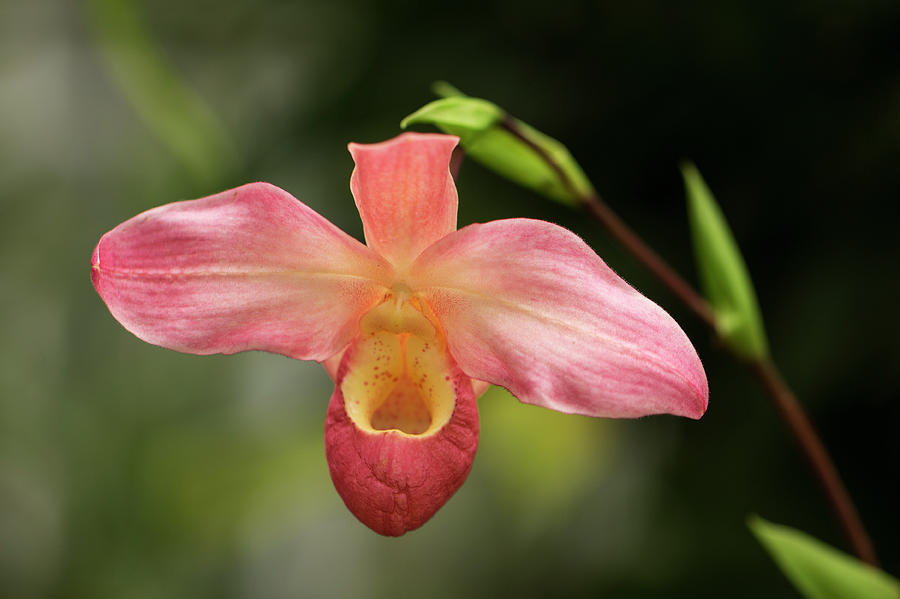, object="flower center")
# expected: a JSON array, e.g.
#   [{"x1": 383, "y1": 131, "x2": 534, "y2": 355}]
[{"x1": 340, "y1": 289, "x2": 456, "y2": 437}]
